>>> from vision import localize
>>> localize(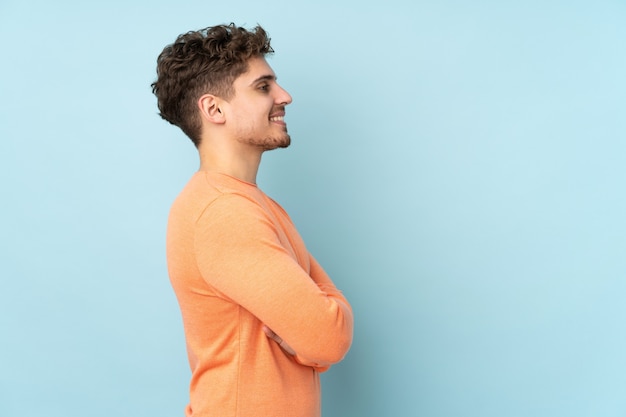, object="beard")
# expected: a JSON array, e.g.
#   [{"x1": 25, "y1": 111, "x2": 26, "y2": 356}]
[{"x1": 238, "y1": 131, "x2": 291, "y2": 151}]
